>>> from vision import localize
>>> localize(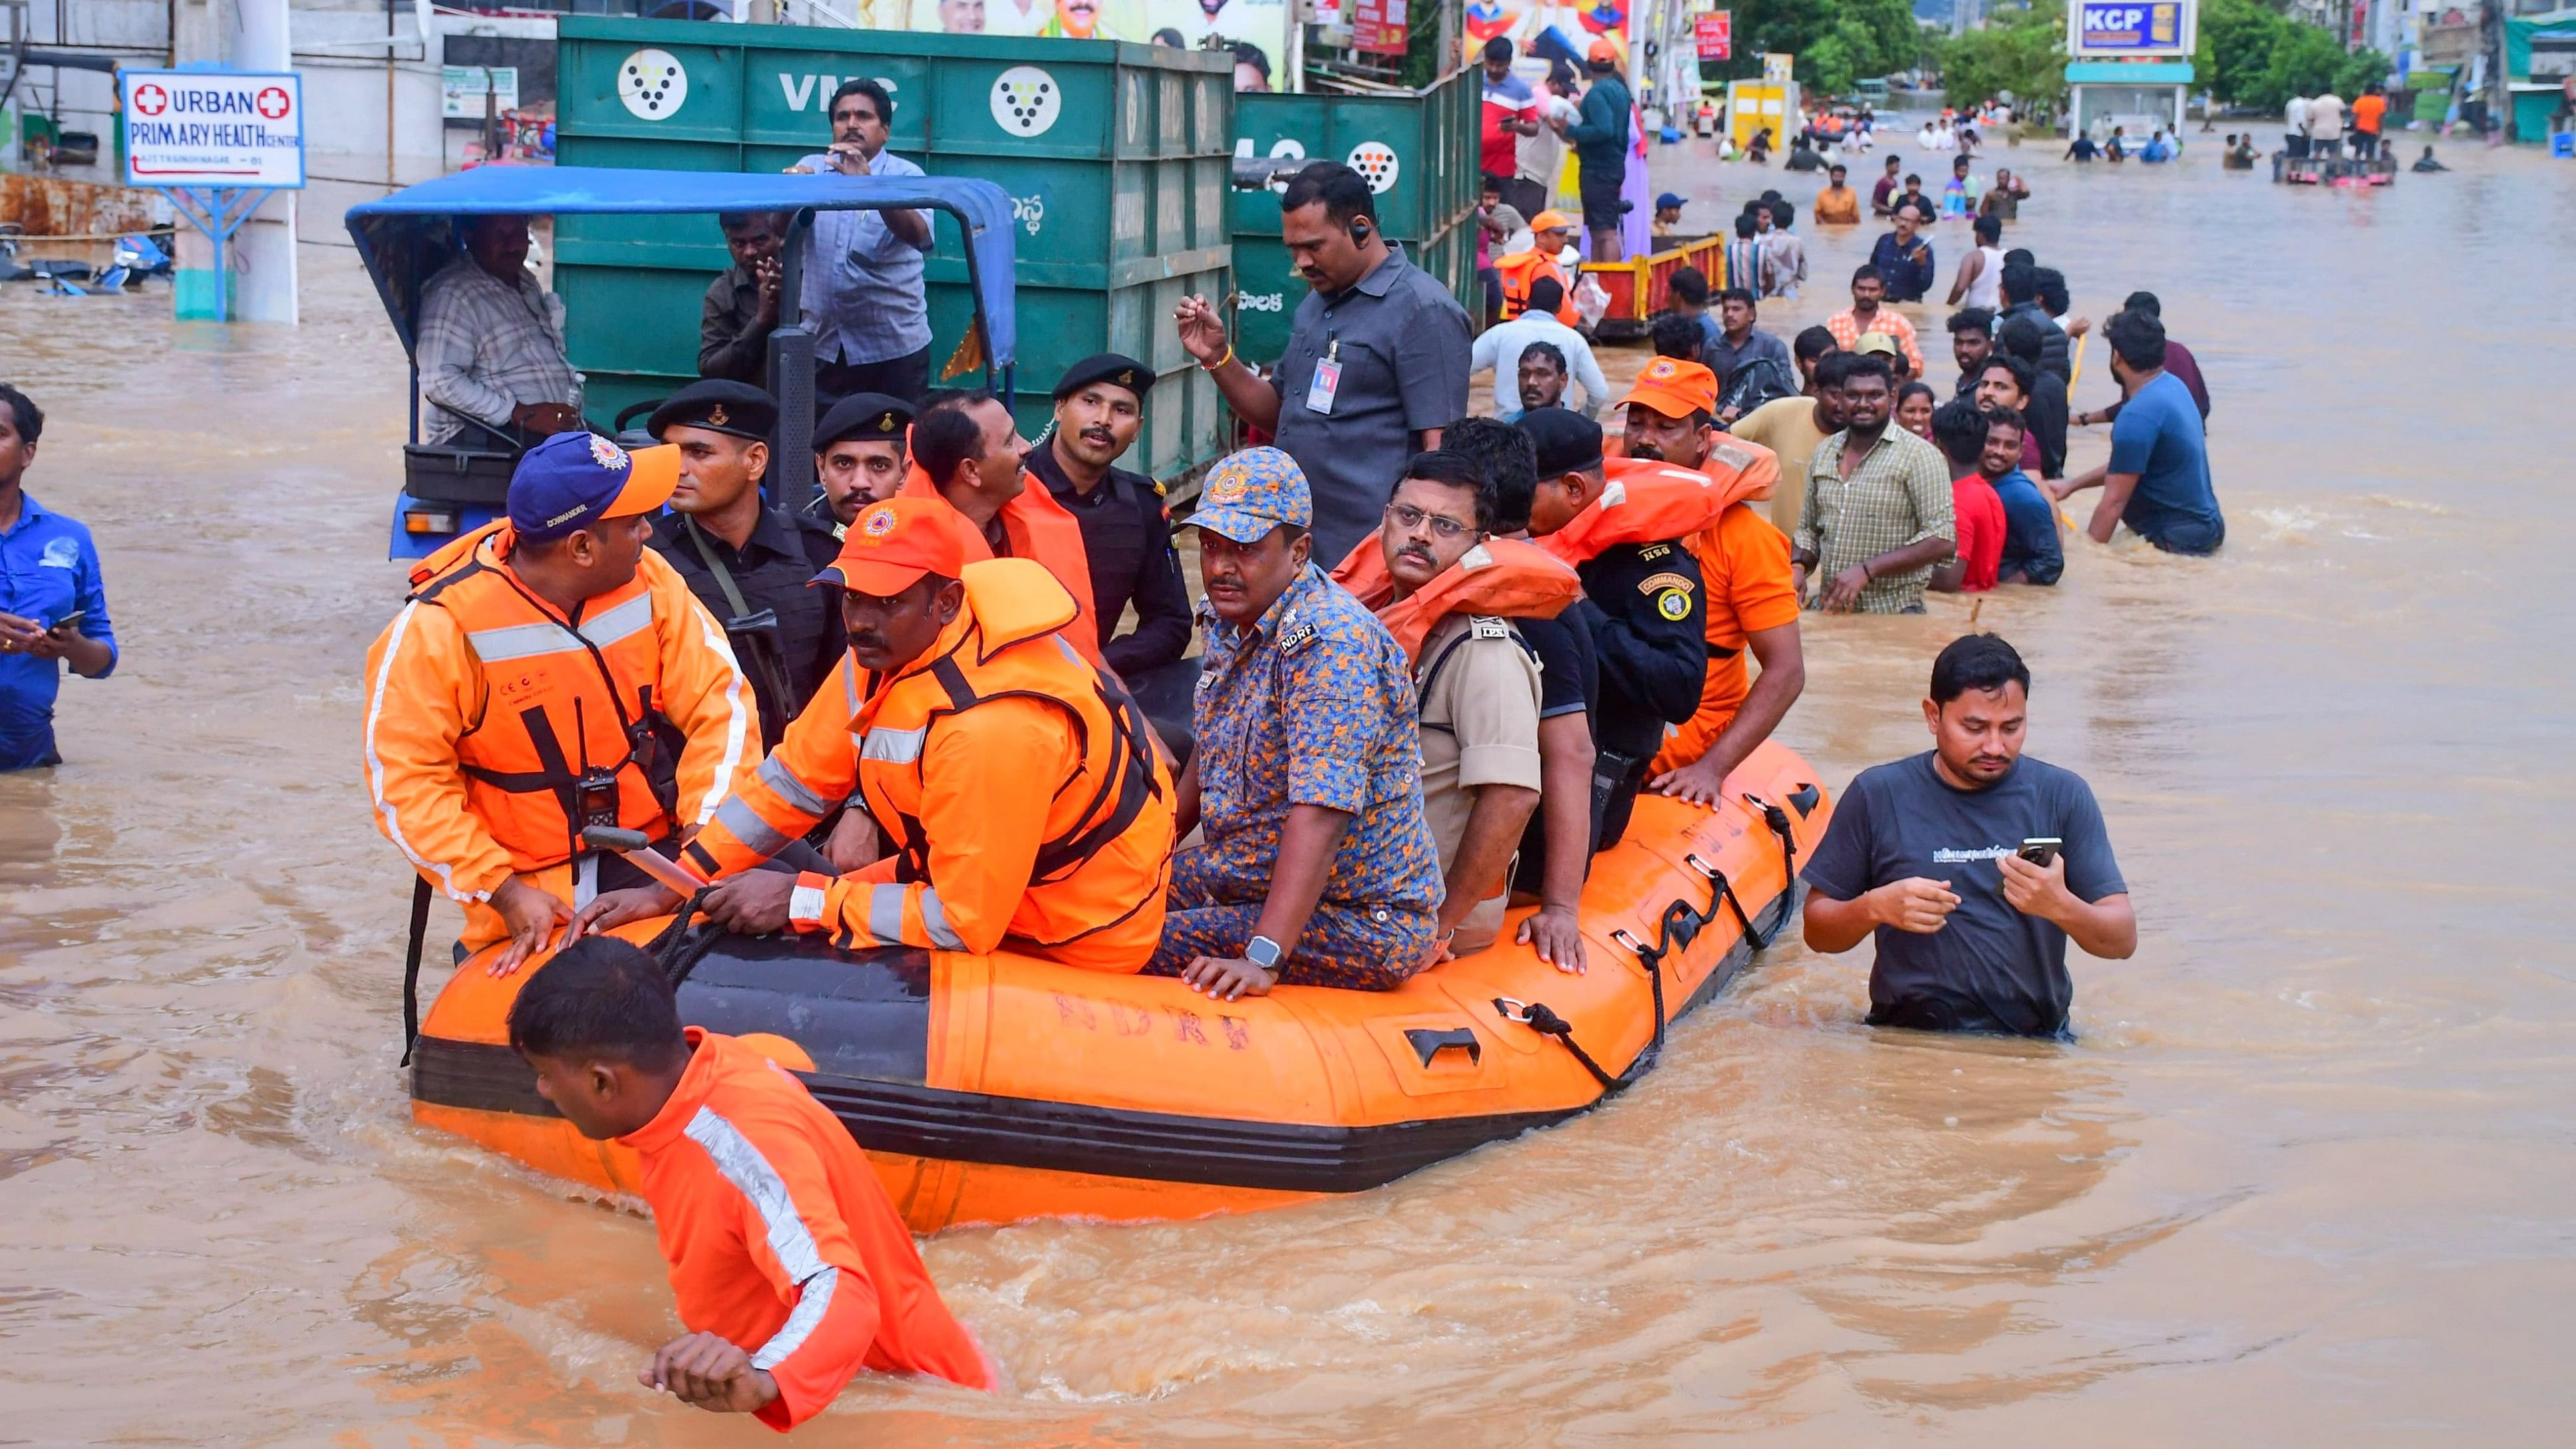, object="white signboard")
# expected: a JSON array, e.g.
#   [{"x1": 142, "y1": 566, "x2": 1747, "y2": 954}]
[
  {"x1": 442, "y1": 66, "x2": 521, "y2": 120},
  {"x1": 120, "y1": 70, "x2": 306, "y2": 190}
]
